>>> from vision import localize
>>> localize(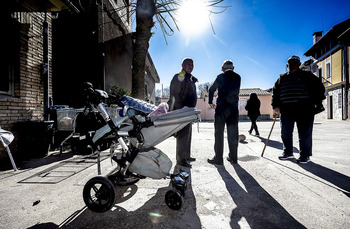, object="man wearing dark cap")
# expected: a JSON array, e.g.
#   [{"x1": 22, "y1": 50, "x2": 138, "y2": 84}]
[
  {"x1": 272, "y1": 55, "x2": 325, "y2": 164},
  {"x1": 208, "y1": 60, "x2": 241, "y2": 165}
]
